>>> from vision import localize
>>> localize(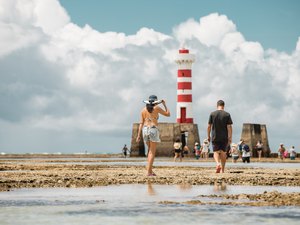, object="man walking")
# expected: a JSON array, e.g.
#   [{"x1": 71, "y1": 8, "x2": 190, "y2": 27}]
[{"x1": 207, "y1": 100, "x2": 233, "y2": 173}]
